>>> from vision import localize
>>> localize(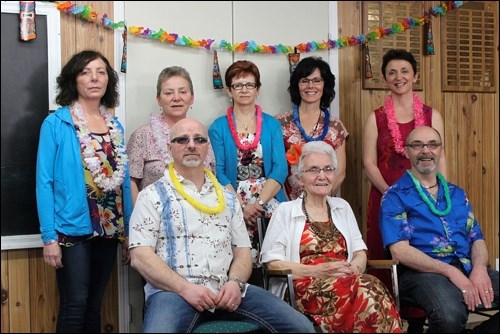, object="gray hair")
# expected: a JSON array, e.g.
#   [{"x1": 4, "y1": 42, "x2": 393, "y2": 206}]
[
  {"x1": 156, "y1": 66, "x2": 194, "y2": 97},
  {"x1": 294, "y1": 141, "x2": 338, "y2": 178}
]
